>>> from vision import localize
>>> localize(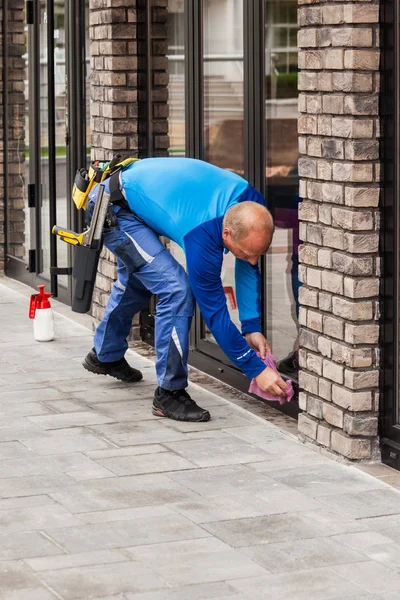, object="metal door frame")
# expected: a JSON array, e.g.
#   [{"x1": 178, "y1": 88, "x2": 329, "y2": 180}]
[
  {"x1": 181, "y1": 0, "x2": 299, "y2": 417},
  {"x1": 381, "y1": 0, "x2": 400, "y2": 468},
  {"x1": 4, "y1": 0, "x2": 88, "y2": 305}
]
